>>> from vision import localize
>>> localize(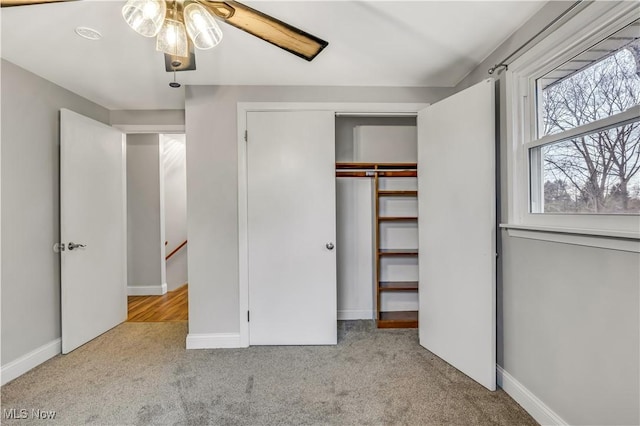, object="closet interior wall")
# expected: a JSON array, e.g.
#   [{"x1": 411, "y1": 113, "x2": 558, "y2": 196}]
[{"x1": 335, "y1": 116, "x2": 418, "y2": 325}]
